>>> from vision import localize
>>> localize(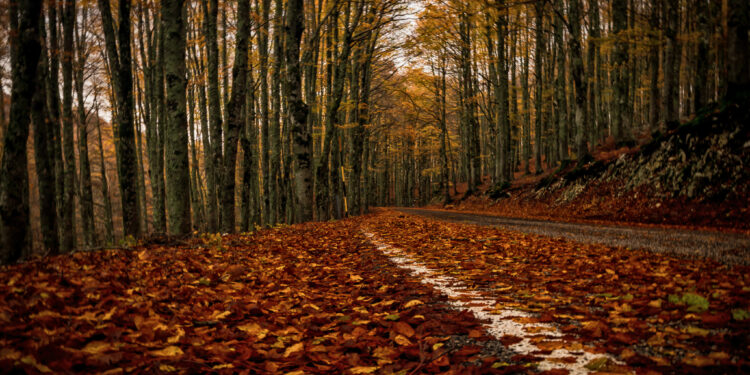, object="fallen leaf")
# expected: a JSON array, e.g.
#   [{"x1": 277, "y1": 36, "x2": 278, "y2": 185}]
[
  {"x1": 150, "y1": 346, "x2": 184, "y2": 357},
  {"x1": 81, "y1": 341, "x2": 112, "y2": 354},
  {"x1": 393, "y1": 321, "x2": 415, "y2": 338},
  {"x1": 404, "y1": 299, "x2": 423, "y2": 308},
  {"x1": 283, "y1": 342, "x2": 304, "y2": 357},
  {"x1": 393, "y1": 335, "x2": 411, "y2": 346},
  {"x1": 350, "y1": 366, "x2": 379, "y2": 374}
]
